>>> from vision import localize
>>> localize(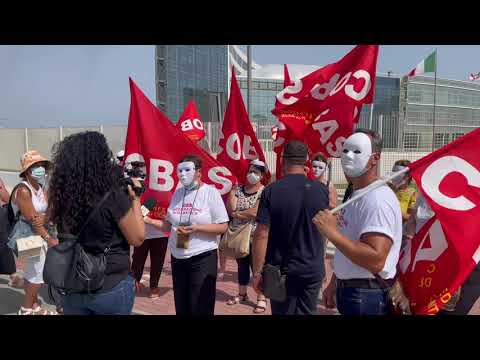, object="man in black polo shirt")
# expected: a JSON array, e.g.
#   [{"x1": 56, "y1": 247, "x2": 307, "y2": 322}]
[{"x1": 252, "y1": 141, "x2": 329, "y2": 315}]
